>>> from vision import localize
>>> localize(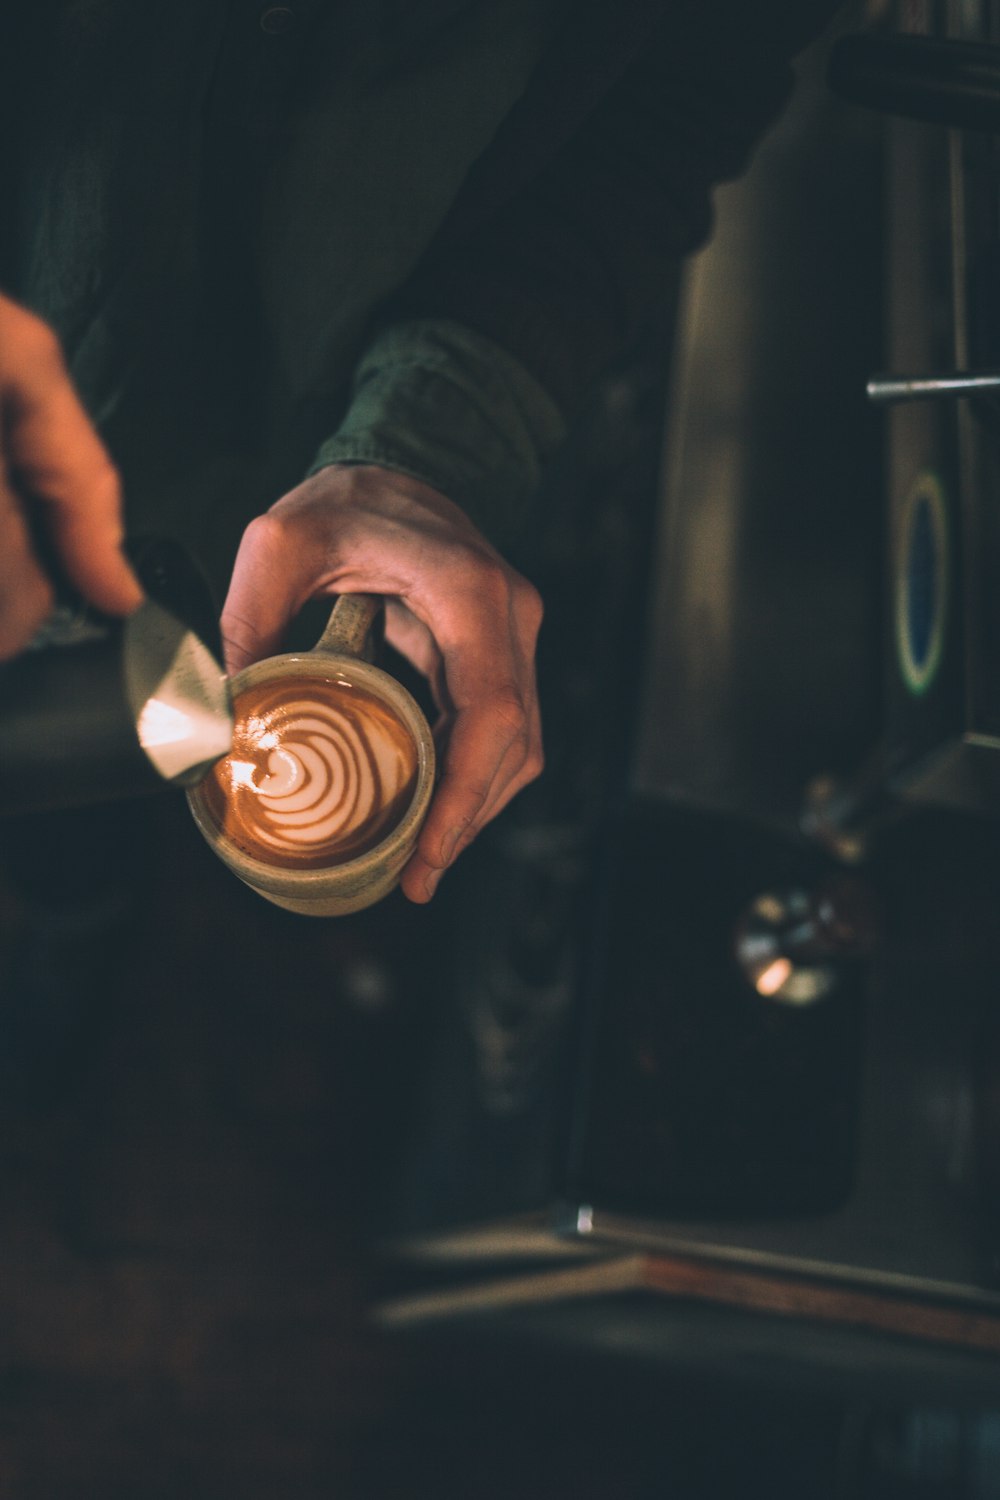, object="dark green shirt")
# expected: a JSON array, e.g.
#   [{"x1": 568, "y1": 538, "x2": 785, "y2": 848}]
[
  {"x1": 3, "y1": 0, "x2": 840, "y2": 595},
  {"x1": 5, "y1": 1, "x2": 570, "y2": 593}
]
